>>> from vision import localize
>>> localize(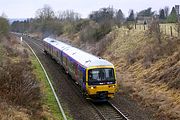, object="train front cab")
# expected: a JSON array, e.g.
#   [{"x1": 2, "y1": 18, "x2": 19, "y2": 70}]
[{"x1": 85, "y1": 66, "x2": 117, "y2": 101}]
